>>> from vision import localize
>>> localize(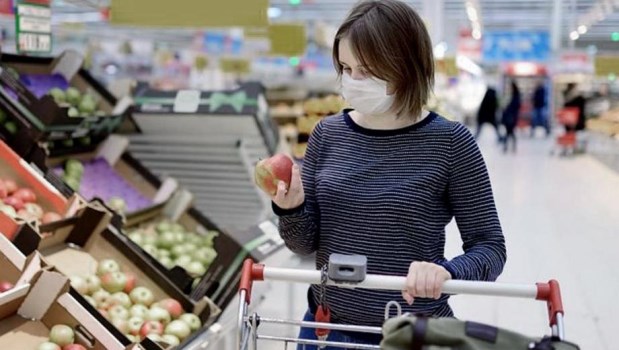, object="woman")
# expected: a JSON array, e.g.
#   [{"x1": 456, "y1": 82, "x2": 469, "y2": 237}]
[
  {"x1": 475, "y1": 86, "x2": 500, "y2": 141},
  {"x1": 501, "y1": 81, "x2": 521, "y2": 153},
  {"x1": 267, "y1": 0, "x2": 506, "y2": 348}
]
